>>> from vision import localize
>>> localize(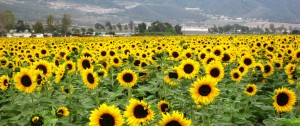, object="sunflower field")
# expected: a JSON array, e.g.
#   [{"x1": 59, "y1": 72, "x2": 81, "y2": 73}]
[{"x1": 0, "y1": 35, "x2": 300, "y2": 126}]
